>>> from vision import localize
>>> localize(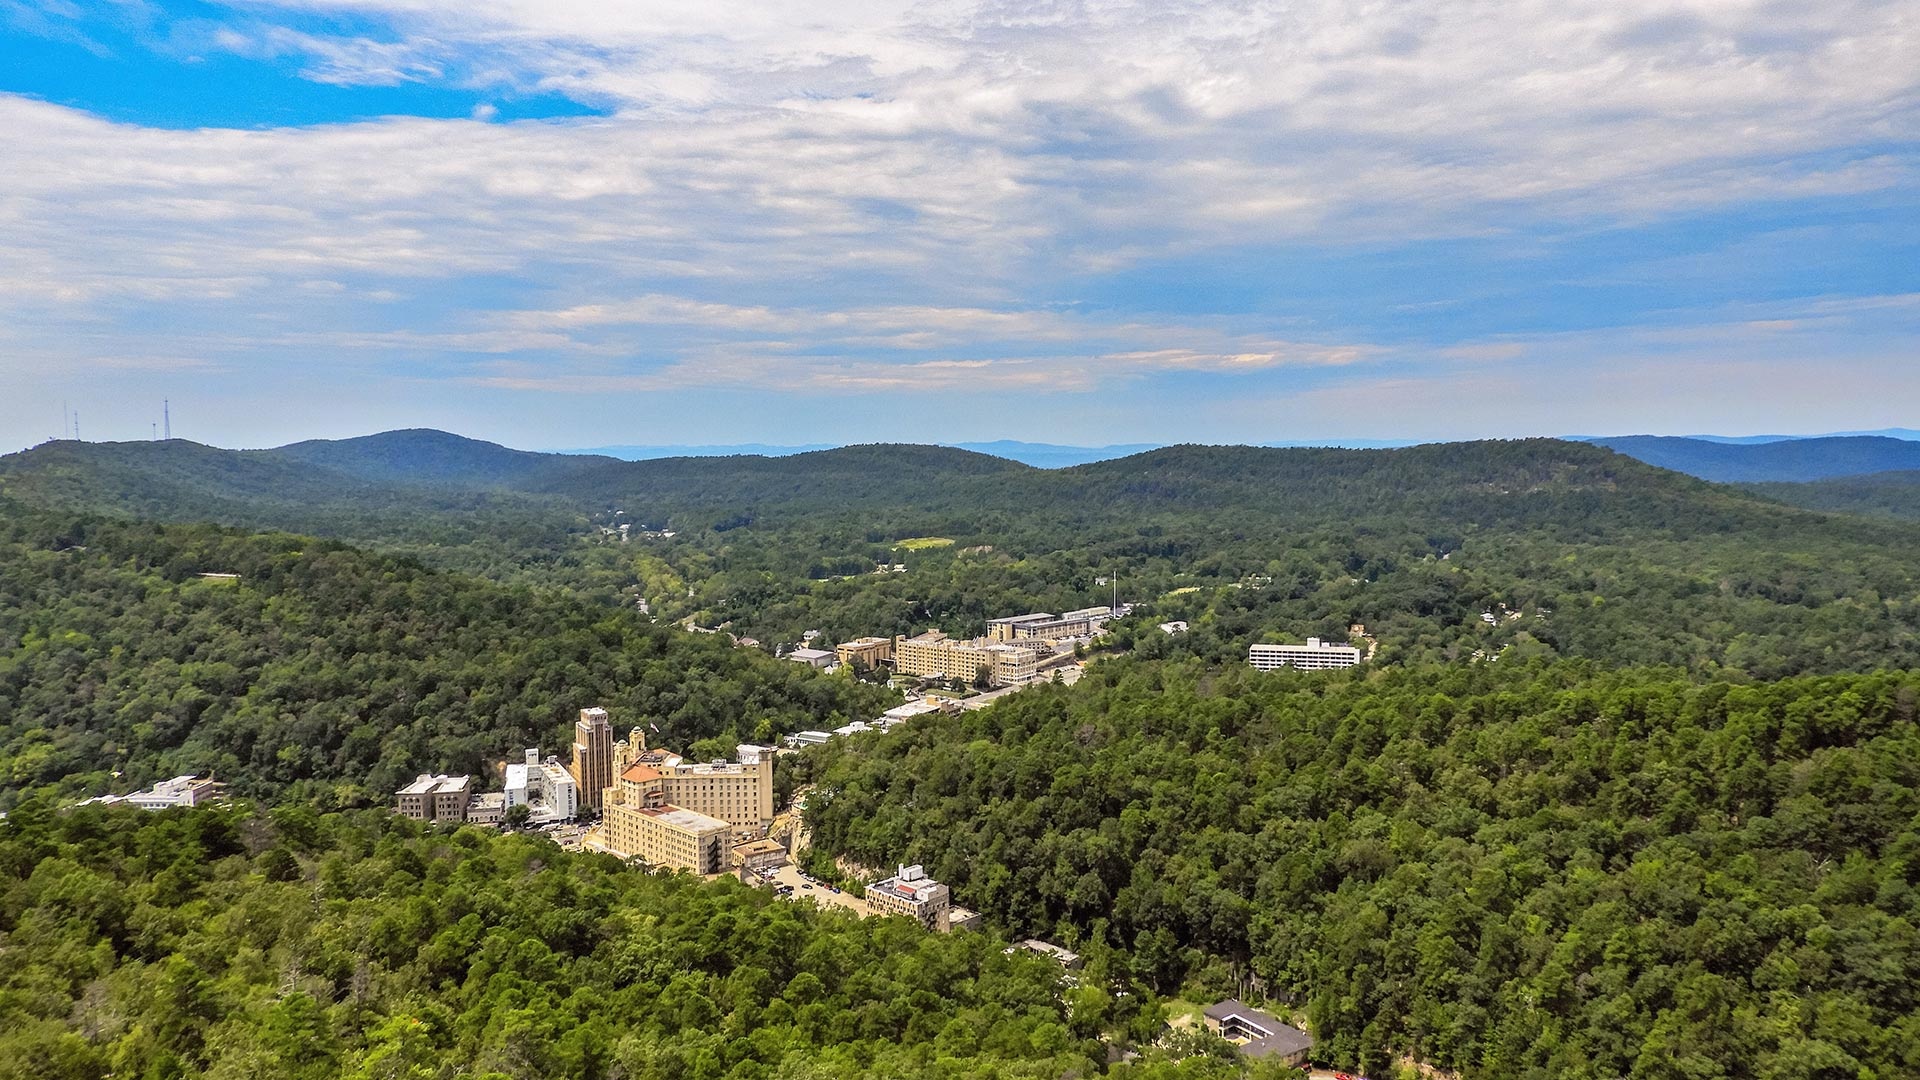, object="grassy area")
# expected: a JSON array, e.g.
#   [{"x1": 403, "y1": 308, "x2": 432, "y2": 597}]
[{"x1": 893, "y1": 536, "x2": 956, "y2": 550}]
